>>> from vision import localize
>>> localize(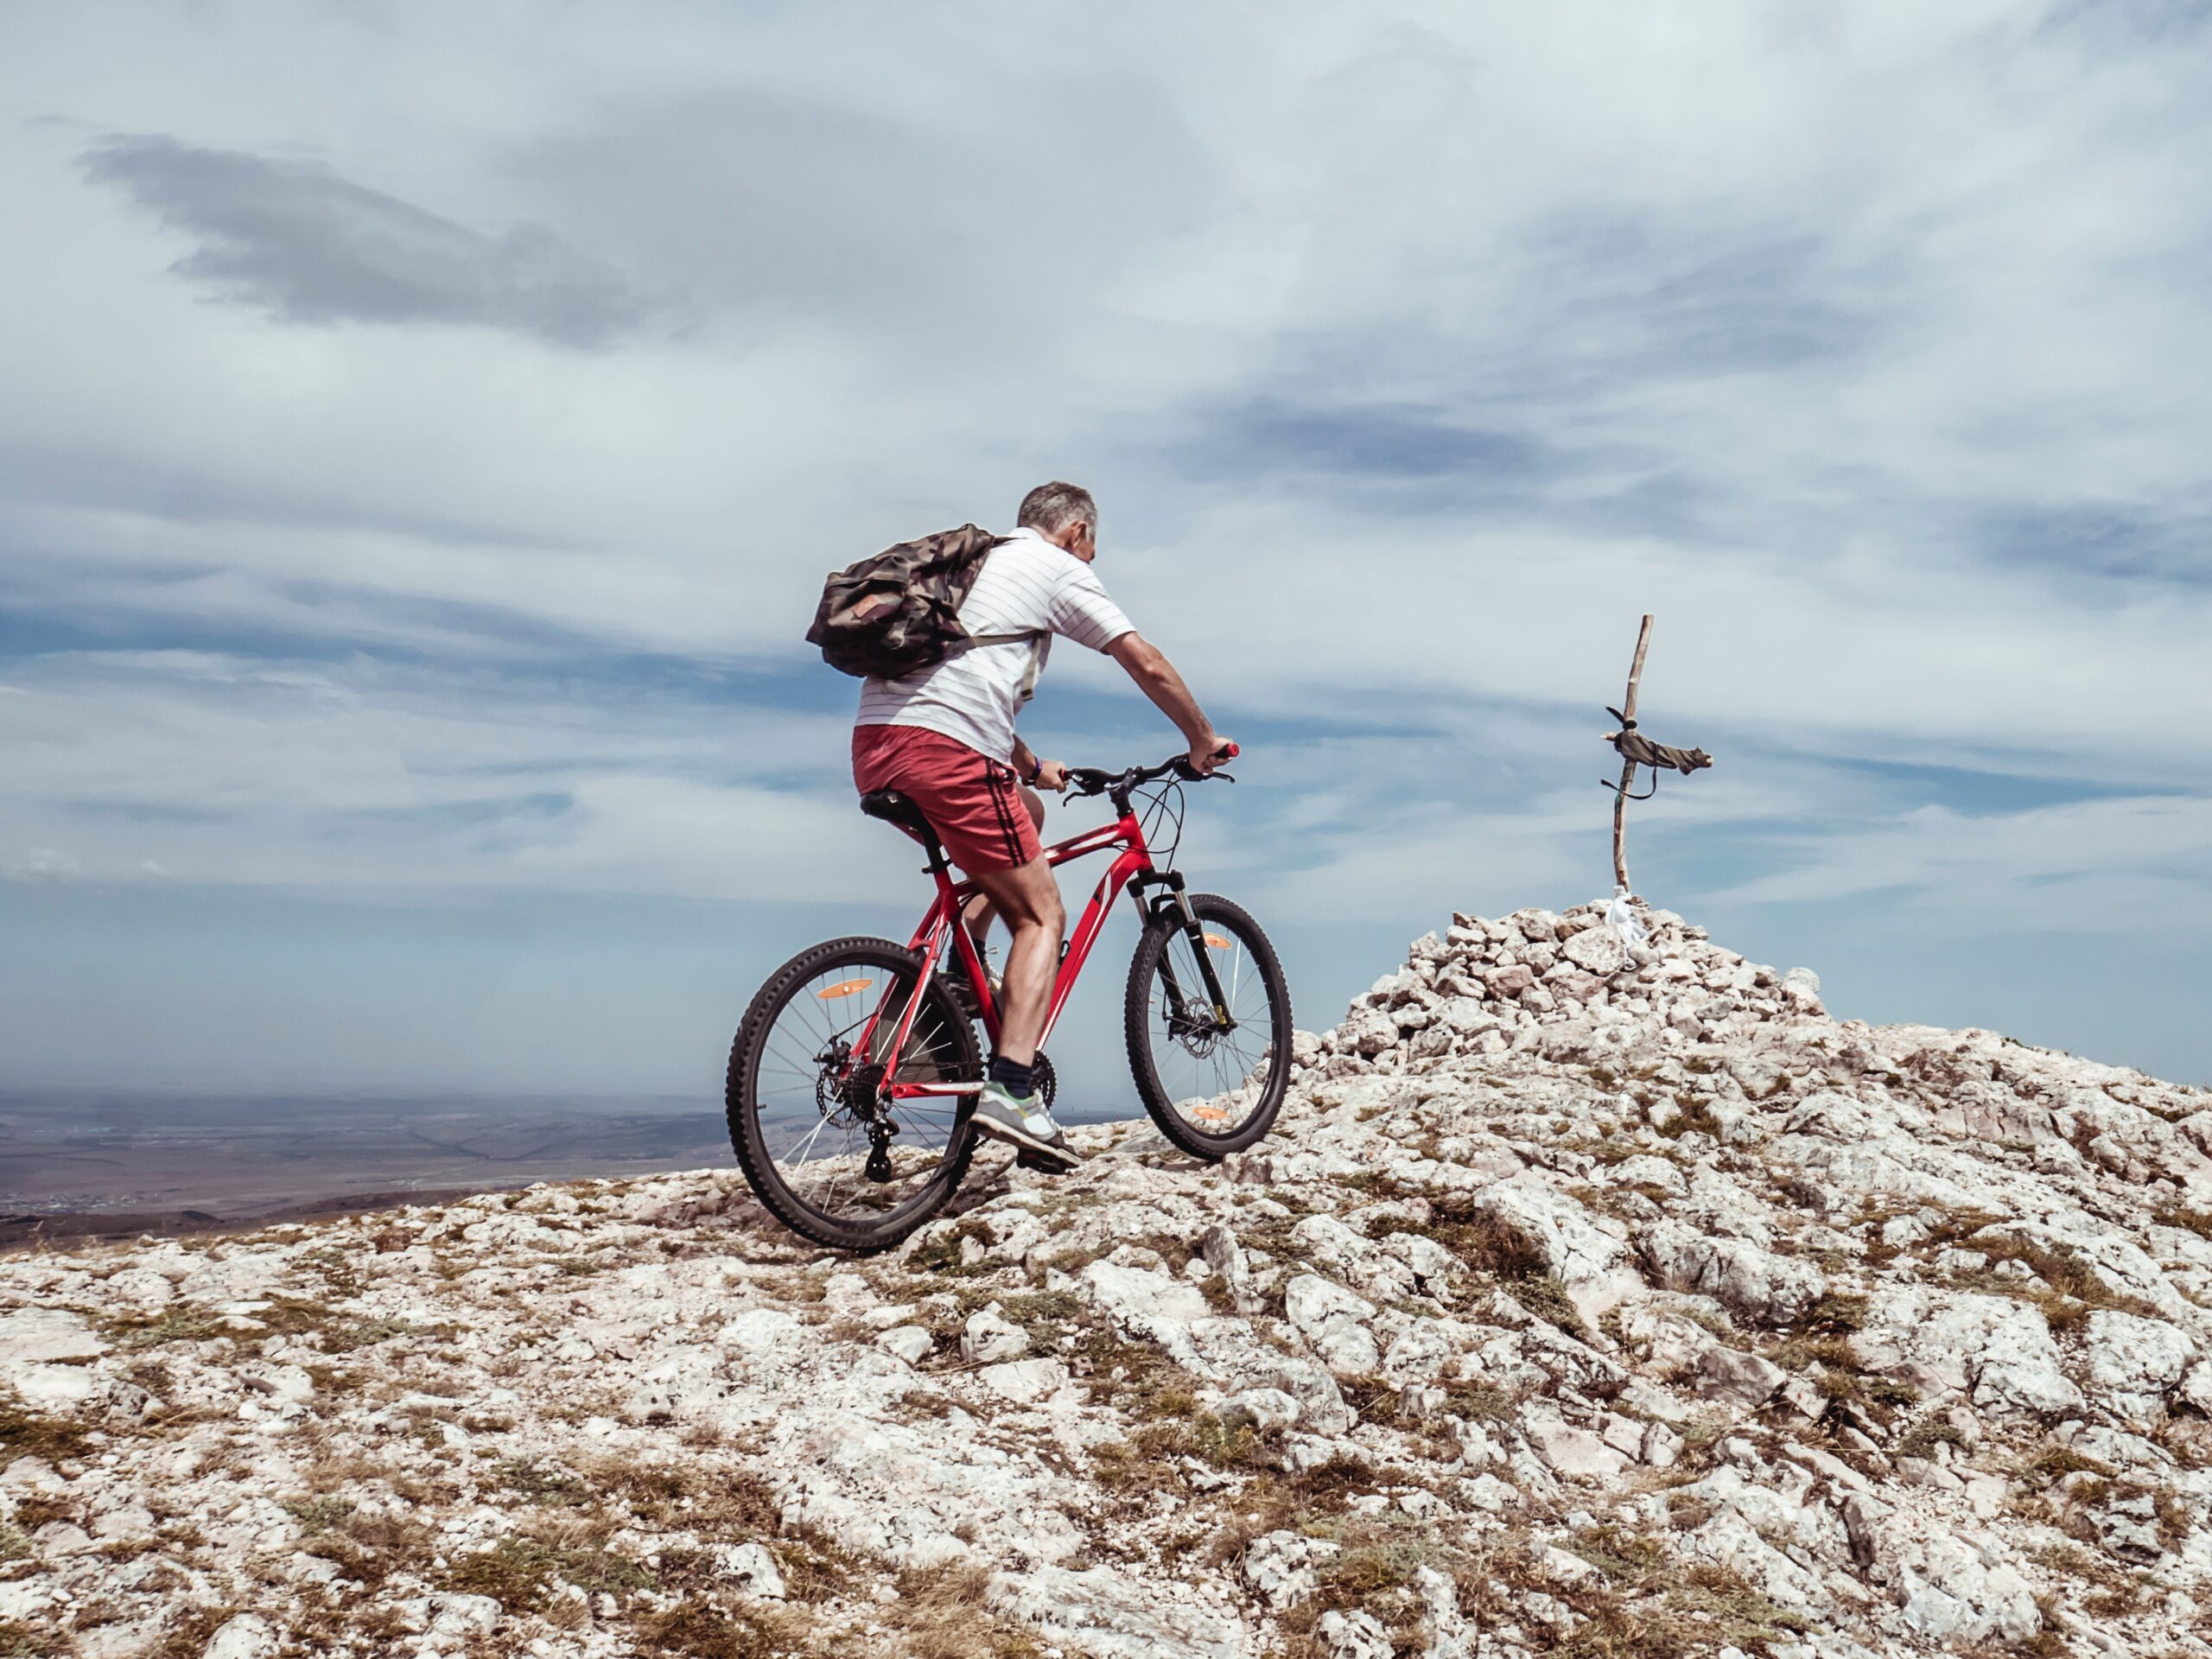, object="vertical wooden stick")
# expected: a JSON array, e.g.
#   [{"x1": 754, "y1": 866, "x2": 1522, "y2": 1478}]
[{"x1": 1611, "y1": 613, "x2": 1654, "y2": 893}]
